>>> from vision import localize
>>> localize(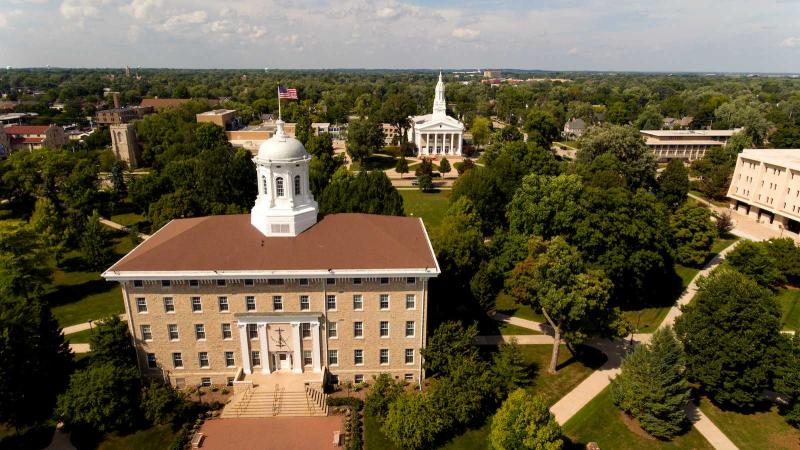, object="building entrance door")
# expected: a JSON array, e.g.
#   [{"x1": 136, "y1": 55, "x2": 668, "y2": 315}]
[{"x1": 274, "y1": 352, "x2": 292, "y2": 371}]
